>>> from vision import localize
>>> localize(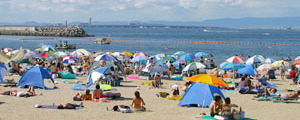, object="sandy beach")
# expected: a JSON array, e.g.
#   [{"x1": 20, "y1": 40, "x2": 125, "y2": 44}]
[{"x1": 0, "y1": 74, "x2": 299, "y2": 120}]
